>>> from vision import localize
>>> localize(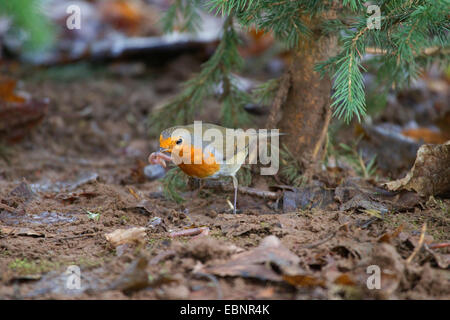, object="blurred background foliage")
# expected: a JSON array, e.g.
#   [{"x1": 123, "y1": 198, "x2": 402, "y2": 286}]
[{"x1": 0, "y1": 0, "x2": 54, "y2": 50}]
